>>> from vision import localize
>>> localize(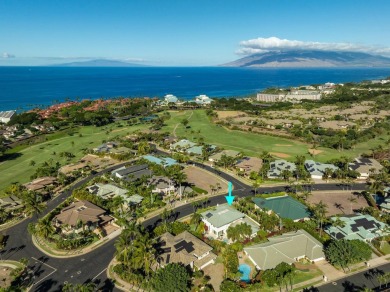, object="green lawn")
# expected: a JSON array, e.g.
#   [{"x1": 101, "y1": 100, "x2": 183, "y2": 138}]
[
  {"x1": 163, "y1": 110, "x2": 390, "y2": 162},
  {"x1": 0, "y1": 121, "x2": 149, "y2": 193}
]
